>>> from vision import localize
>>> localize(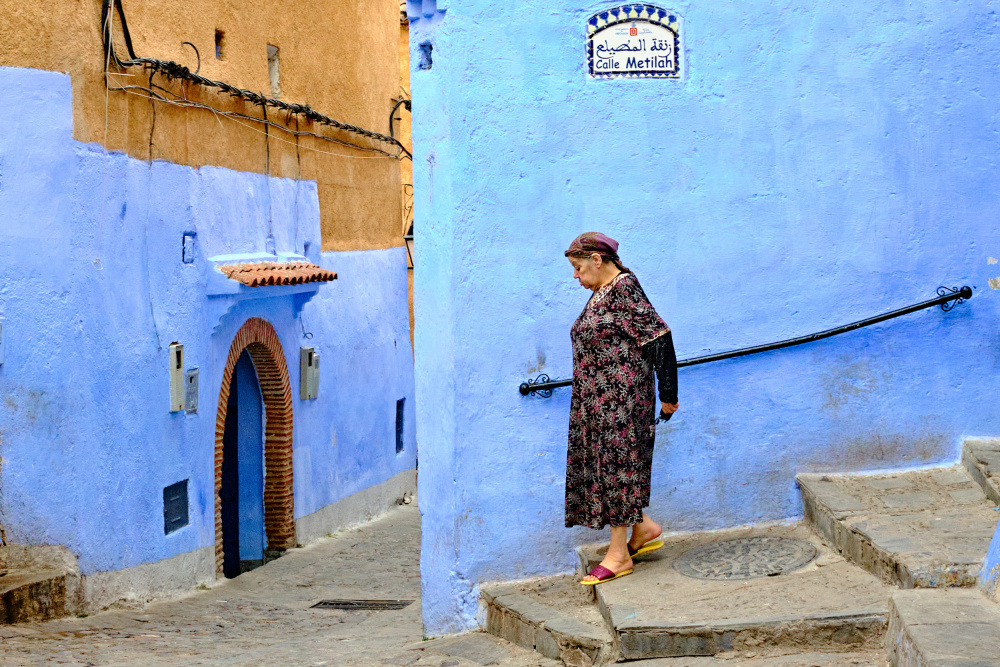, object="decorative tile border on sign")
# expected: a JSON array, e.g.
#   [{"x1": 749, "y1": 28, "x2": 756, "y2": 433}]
[
  {"x1": 587, "y1": 5, "x2": 681, "y2": 80},
  {"x1": 214, "y1": 317, "x2": 295, "y2": 576}
]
